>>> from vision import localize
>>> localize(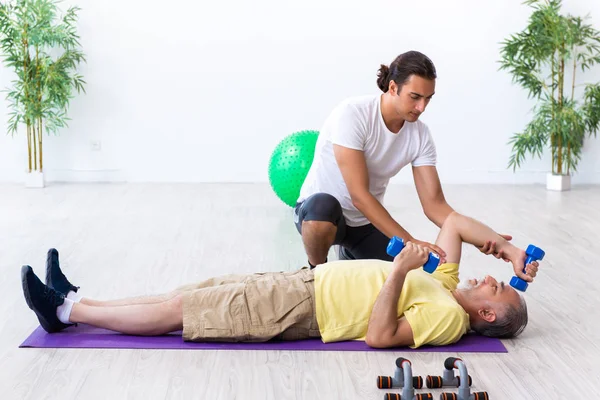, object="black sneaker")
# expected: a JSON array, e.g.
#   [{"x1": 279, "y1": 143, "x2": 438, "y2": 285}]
[
  {"x1": 21, "y1": 265, "x2": 72, "y2": 333},
  {"x1": 45, "y1": 248, "x2": 79, "y2": 295}
]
